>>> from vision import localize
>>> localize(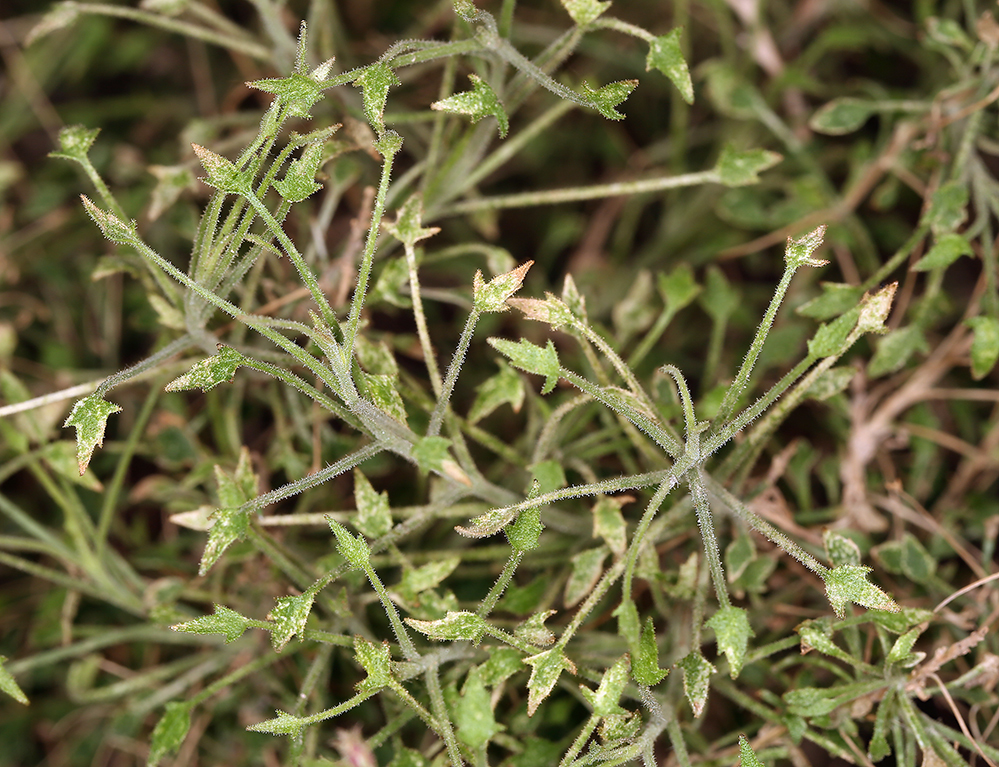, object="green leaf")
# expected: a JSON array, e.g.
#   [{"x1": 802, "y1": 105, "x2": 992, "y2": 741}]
[
  {"x1": 706, "y1": 606, "x2": 753, "y2": 678},
  {"x1": 797, "y1": 282, "x2": 864, "y2": 320},
  {"x1": 823, "y1": 530, "x2": 862, "y2": 568},
  {"x1": 869, "y1": 687, "x2": 896, "y2": 761},
  {"x1": 592, "y1": 496, "x2": 628, "y2": 556},
  {"x1": 80, "y1": 195, "x2": 137, "y2": 245},
  {"x1": 405, "y1": 611, "x2": 486, "y2": 642},
  {"x1": 580, "y1": 655, "x2": 630, "y2": 718},
  {"x1": 523, "y1": 647, "x2": 576, "y2": 716},
  {"x1": 165, "y1": 345, "x2": 244, "y2": 392},
  {"x1": 783, "y1": 686, "x2": 838, "y2": 718},
  {"x1": 599, "y1": 712, "x2": 641, "y2": 743},
  {"x1": 738, "y1": 734, "x2": 767, "y2": 767},
  {"x1": 807, "y1": 366, "x2": 855, "y2": 401},
  {"x1": 171, "y1": 604, "x2": 249, "y2": 643},
  {"x1": 199, "y1": 506, "x2": 248, "y2": 575},
  {"x1": 646, "y1": 29, "x2": 693, "y2": 104},
  {"x1": 824, "y1": 564, "x2": 899, "y2": 618},
  {"x1": 397, "y1": 556, "x2": 461, "y2": 599},
  {"x1": 870, "y1": 607, "x2": 933, "y2": 634},
  {"x1": 874, "y1": 533, "x2": 936, "y2": 584},
  {"x1": 0, "y1": 656, "x2": 28, "y2": 705},
  {"x1": 926, "y1": 17, "x2": 974, "y2": 50},
  {"x1": 715, "y1": 145, "x2": 783, "y2": 187},
  {"x1": 354, "y1": 636, "x2": 394, "y2": 691},
  {"x1": 148, "y1": 164, "x2": 197, "y2": 220},
  {"x1": 516, "y1": 610, "x2": 557, "y2": 647},
  {"x1": 784, "y1": 225, "x2": 829, "y2": 269},
  {"x1": 966, "y1": 316, "x2": 999, "y2": 379},
  {"x1": 63, "y1": 394, "x2": 121, "y2": 475},
  {"x1": 472, "y1": 260, "x2": 533, "y2": 313},
  {"x1": 564, "y1": 546, "x2": 608, "y2": 608},
  {"x1": 855, "y1": 282, "x2": 897, "y2": 335},
  {"x1": 374, "y1": 129, "x2": 403, "y2": 157},
  {"x1": 868, "y1": 325, "x2": 929, "y2": 378},
  {"x1": 700, "y1": 265, "x2": 739, "y2": 324},
  {"x1": 49, "y1": 124, "x2": 100, "y2": 163},
  {"x1": 656, "y1": 263, "x2": 701, "y2": 320},
  {"x1": 530, "y1": 461, "x2": 566, "y2": 494},
  {"x1": 432, "y1": 74, "x2": 510, "y2": 138},
  {"x1": 506, "y1": 500, "x2": 544, "y2": 552},
  {"x1": 268, "y1": 588, "x2": 318, "y2": 651},
  {"x1": 215, "y1": 448, "x2": 257, "y2": 508},
  {"x1": 612, "y1": 269, "x2": 657, "y2": 339},
  {"x1": 468, "y1": 360, "x2": 525, "y2": 424},
  {"x1": 191, "y1": 143, "x2": 251, "y2": 195},
  {"x1": 456, "y1": 667, "x2": 503, "y2": 749},
  {"x1": 580, "y1": 79, "x2": 639, "y2": 120},
  {"x1": 560, "y1": 0, "x2": 611, "y2": 25},
  {"x1": 633, "y1": 617, "x2": 668, "y2": 686},
  {"x1": 247, "y1": 710, "x2": 307, "y2": 736},
  {"x1": 41, "y1": 440, "x2": 102, "y2": 491},
  {"x1": 148, "y1": 702, "x2": 191, "y2": 767},
  {"x1": 796, "y1": 619, "x2": 855, "y2": 665},
  {"x1": 886, "y1": 626, "x2": 923, "y2": 665},
  {"x1": 360, "y1": 372, "x2": 408, "y2": 424},
  {"x1": 922, "y1": 181, "x2": 968, "y2": 237},
  {"x1": 328, "y1": 518, "x2": 371, "y2": 568},
  {"x1": 353, "y1": 470, "x2": 393, "y2": 539},
  {"x1": 913, "y1": 233, "x2": 973, "y2": 271},
  {"x1": 488, "y1": 337, "x2": 561, "y2": 394},
  {"x1": 807, "y1": 311, "x2": 859, "y2": 359},
  {"x1": 384, "y1": 193, "x2": 440, "y2": 248},
  {"x1": 614, "y1": 600, "x2": 641, "y2": 647},
  {"x1": 455, "y1": 505, "x2": 518, "y2": 538},
  {"x1": 480, "y1": 648, "x2": 524, "y2": 687},
  {"x1": 809, "y1": 98, "x2": 876, "y2": 135},
  {"x1": 248, "y1": 72, "x2": 325, "y2": 117},
  {"x1": 353, "y1": 63, "x2": 400, "y2": 135},
  {"x1": 677, "y1": 651, "x2": 714, "y2": 717},
  {"x1": 508, "y1": 293, "x2": 577, "y2": 330},
  {"x1": 411, "y1": 435, "x2": 452, "y2": 475},
  {"x1": 273, "y1": 142, "x2": 325, "y2": 202}
]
